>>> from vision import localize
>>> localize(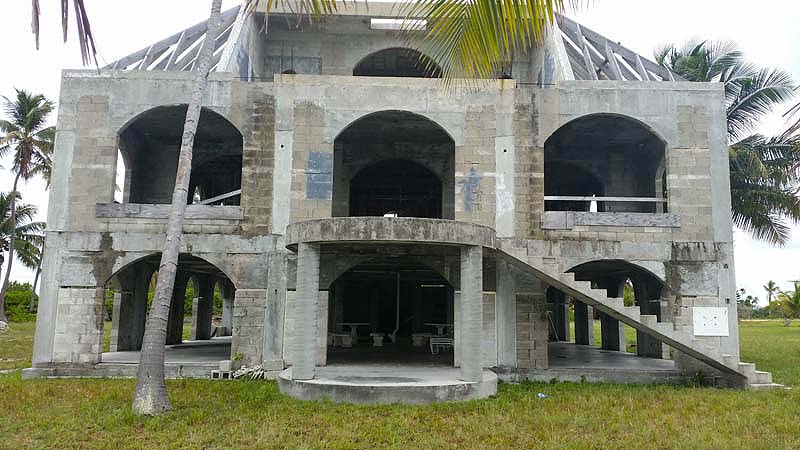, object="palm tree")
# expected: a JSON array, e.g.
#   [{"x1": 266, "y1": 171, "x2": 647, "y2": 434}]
[
  {"x1": 0, "y1": 90, "x2": 55, "y2": 324},
  {"x1": 656, "y1": 40, "x2": 800, "y2": 244},
  {"x1": 777, "y1": 282, "x2": 800, "y2": 325},
  {"x1": 131, "y1": 0, "x2": 225, "y2": 416},
  {"x1": 0, "y1": 192, "x2": 45, "y2": 324},
  {"x1": 764, "y1": 280, "x2": 780, "y2": 304}
]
